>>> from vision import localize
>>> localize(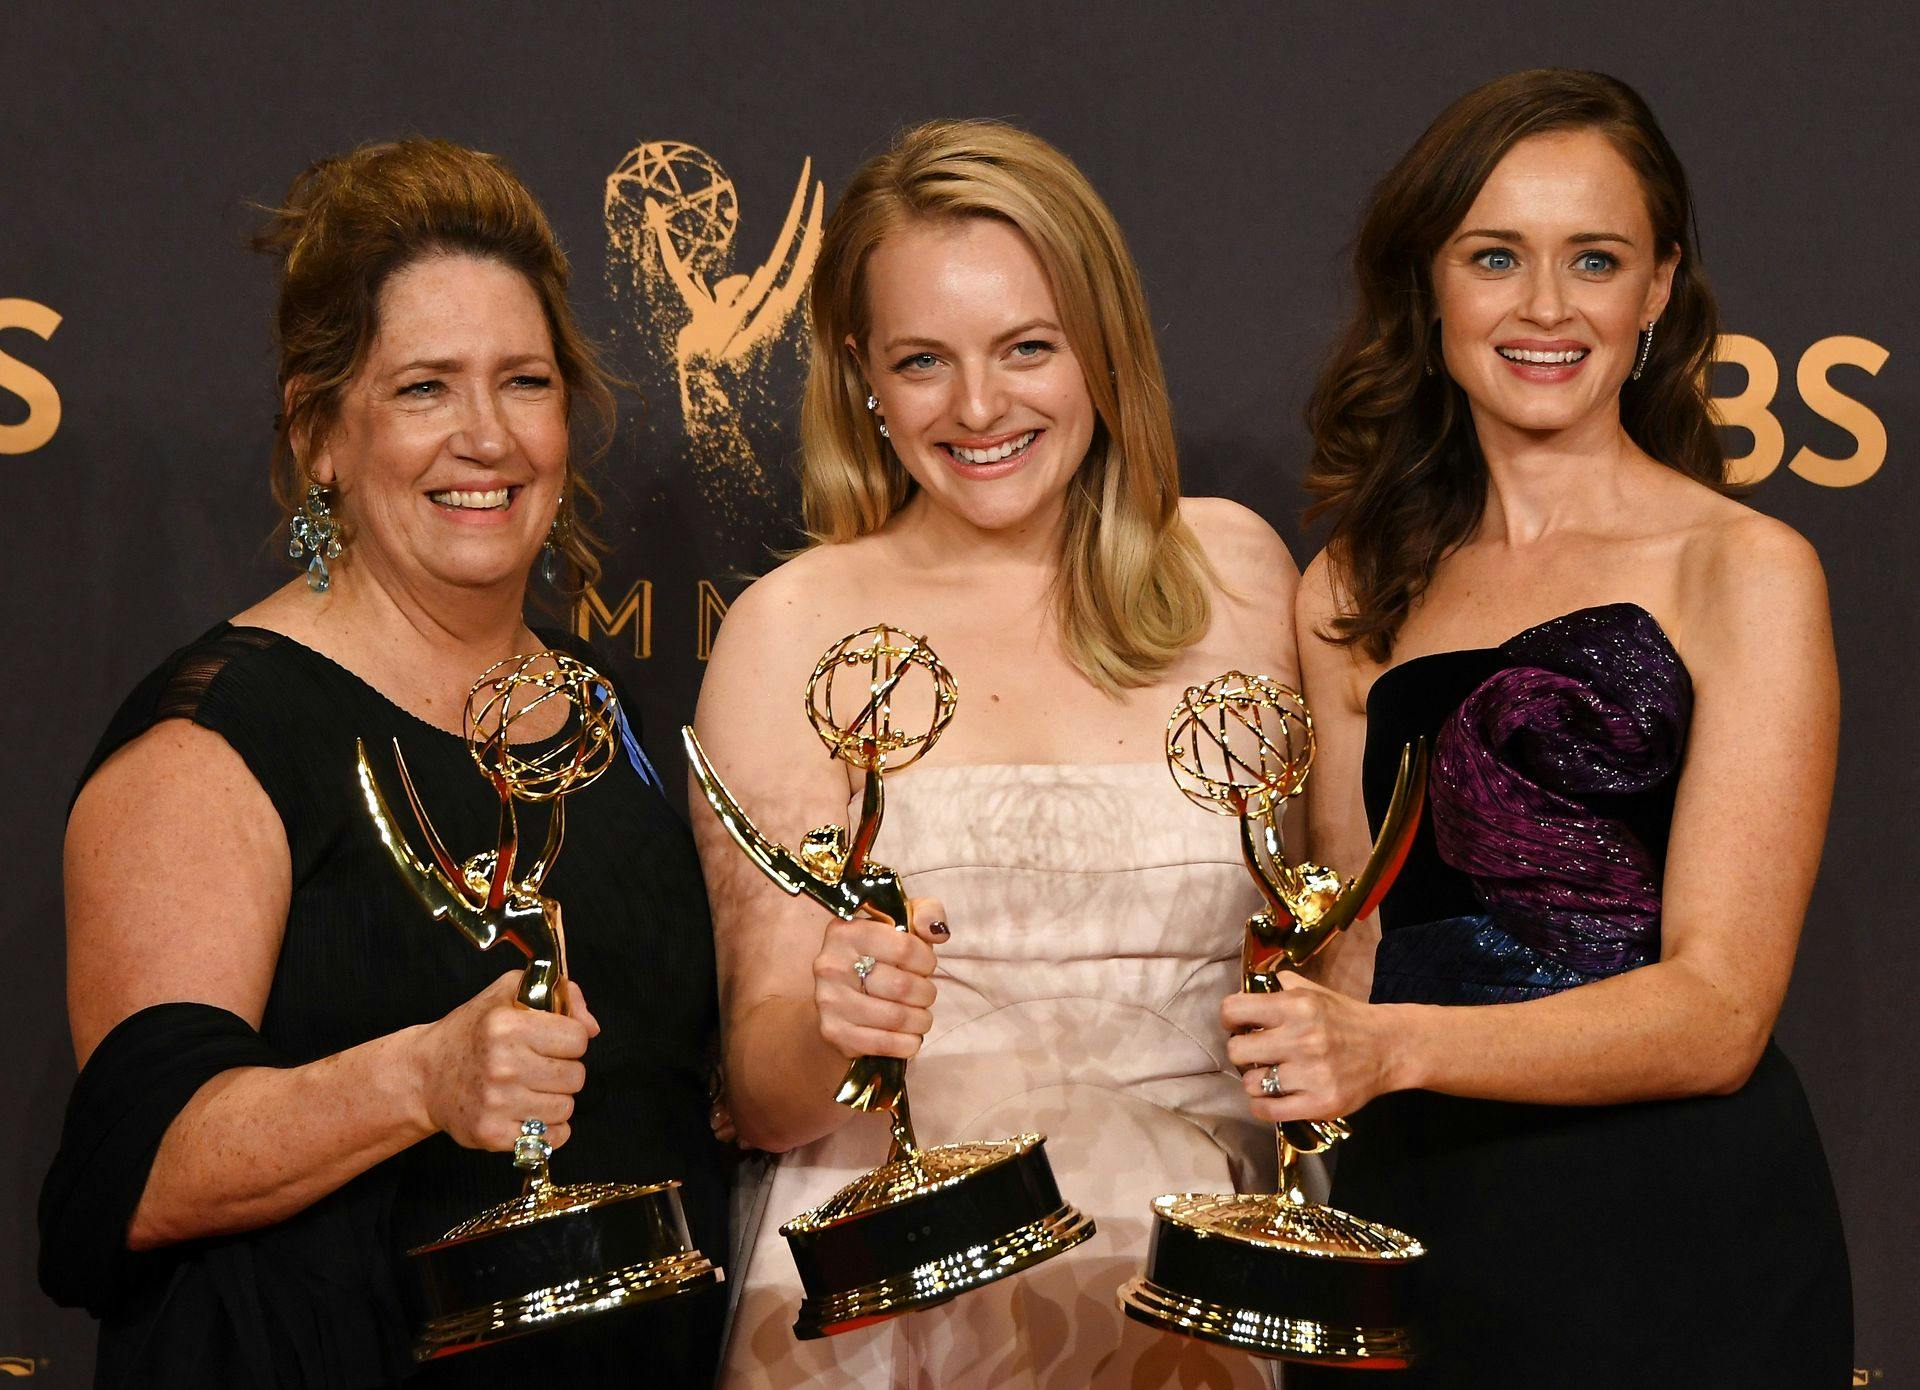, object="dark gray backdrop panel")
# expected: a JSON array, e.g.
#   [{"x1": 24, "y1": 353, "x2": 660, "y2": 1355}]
[{"x1": 4, "y1": 3, "x2": 1911, "y2": 1382}]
